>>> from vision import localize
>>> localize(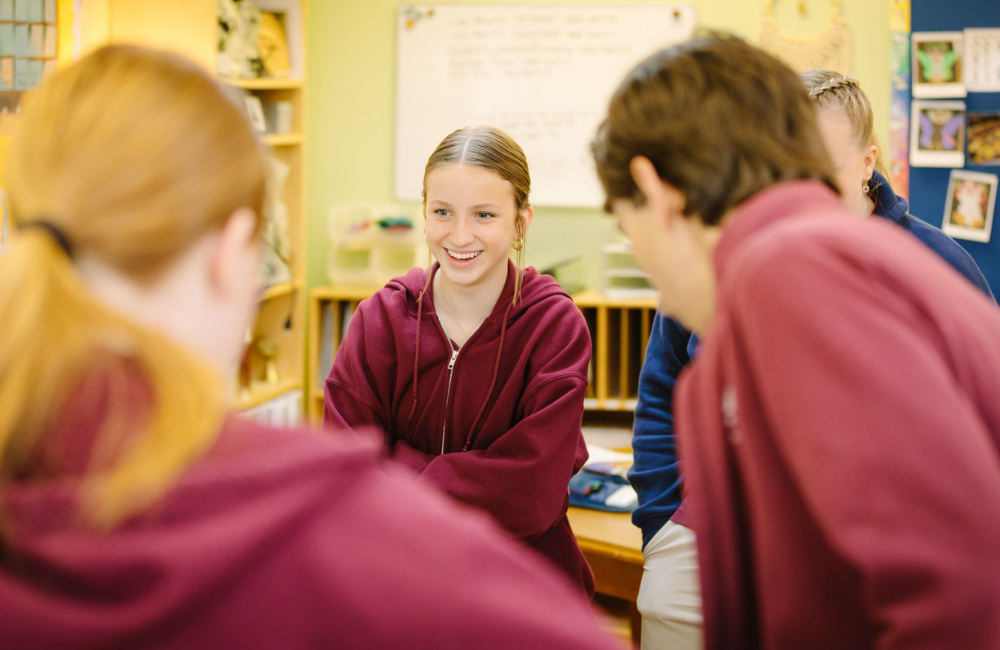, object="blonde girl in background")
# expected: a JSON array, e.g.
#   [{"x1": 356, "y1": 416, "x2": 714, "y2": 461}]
[
  {"x1": 325, "y1": 127, "x2": 595, "y2": 596},
  {"x1": 0, "y1": 45, "x2": 622, "y2": 650},
  {"x1": 802, "y1": 70, "x2": 993, "y2": 298}
]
